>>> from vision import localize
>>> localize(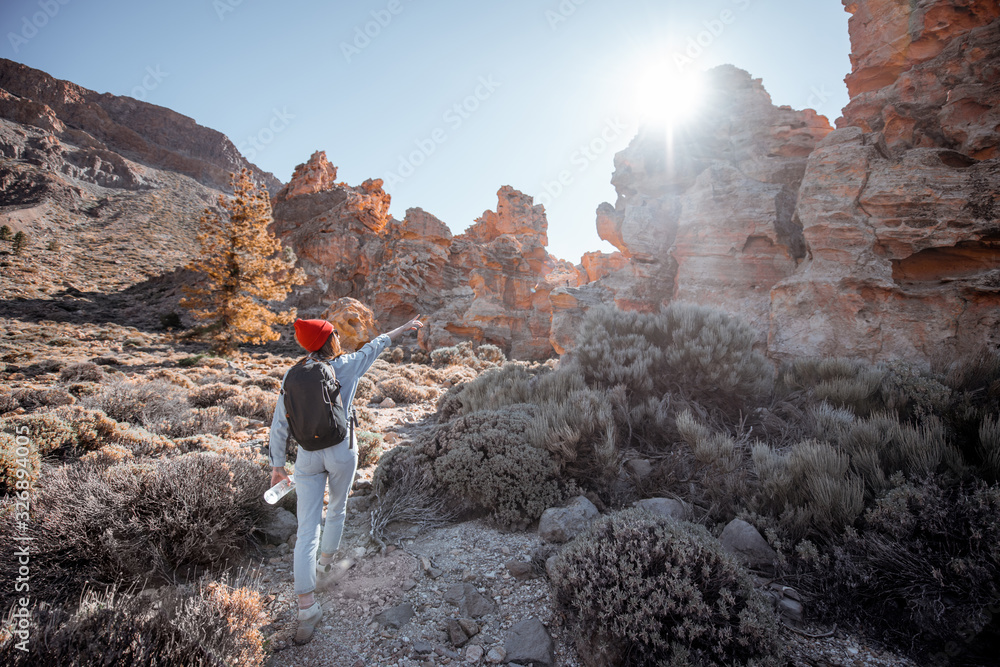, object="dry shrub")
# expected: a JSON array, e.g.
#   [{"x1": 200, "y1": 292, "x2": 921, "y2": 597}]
[
  {"x1": 148, "y1": 368, "x2": 197, "y2": 389},
  {"x1": 430, "y1": 341, "x2": 506, "y2": 370},
  {"x1": 751, "y1": 439, "x2": 865, "y2": 541},
  {"x1": 79, "y1": 443, "x2": 134, "y2": 466},
  {"x1": 0, "y1": 389, "x2": 15, "y2": 414},
  {"x1": 550, "y1": 508, "x2": 783, "y2": 667},
  {"x1": 355, "y1": 375, "x2": 376, "y2": 403},
  {"x1": 10, "y1": 386, "x2": 74, "y2": 411},
  {"x1": 412, "y1": 405, "x2": 566, "y2": 528},
  {"x1": 377, "y1": 376, "x2": 437, "y2": 404},
  {"x1": 671, "y1": 409, "x2": 756, "y2": 522},
  {"x1": 248, "y1": 375, "x2": 280, "y2": 392},
  {"x1": 814, "y1": 407, "x2": 963, "y2": 499},
  {"x1": 188, "y1": 382, "x2": 242, "y2": 408},
  {"x1": 220, "y1": 386, "x2": 275, "y2": 421},
  {"x1": 369, "y1": 446, "x2": 454, "y2": 550},
  {"x1": 59, "y1": 362, "x2": 104, "y2": 383},
  {"x1": 805, "y1": 477, "x2": 1000, "y2": 658},
  {"x1": 1, "y1": 412, "x2": 76, "y2": 456},
  {"x1": 0, "y1": 452, "x2": 267, "y2": 607},
  {"x1": 0, "y1": 432, "x2": 39, "y2": 495},
  {"x1": 0, "y1": 579, "x2": 266, "y2": 666},
  {"x1": 84, "y1": 378, "x2": 189, "y2": 429},
  {"x1": 53, "y1": 405, "x2": 175, "y2": 457},
  {"x1": 357, "y1": 430, "x2": 384, "y2": 468},
  {"x1": 575, "y1": 303, "x2": 773, "y2": 421}
]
